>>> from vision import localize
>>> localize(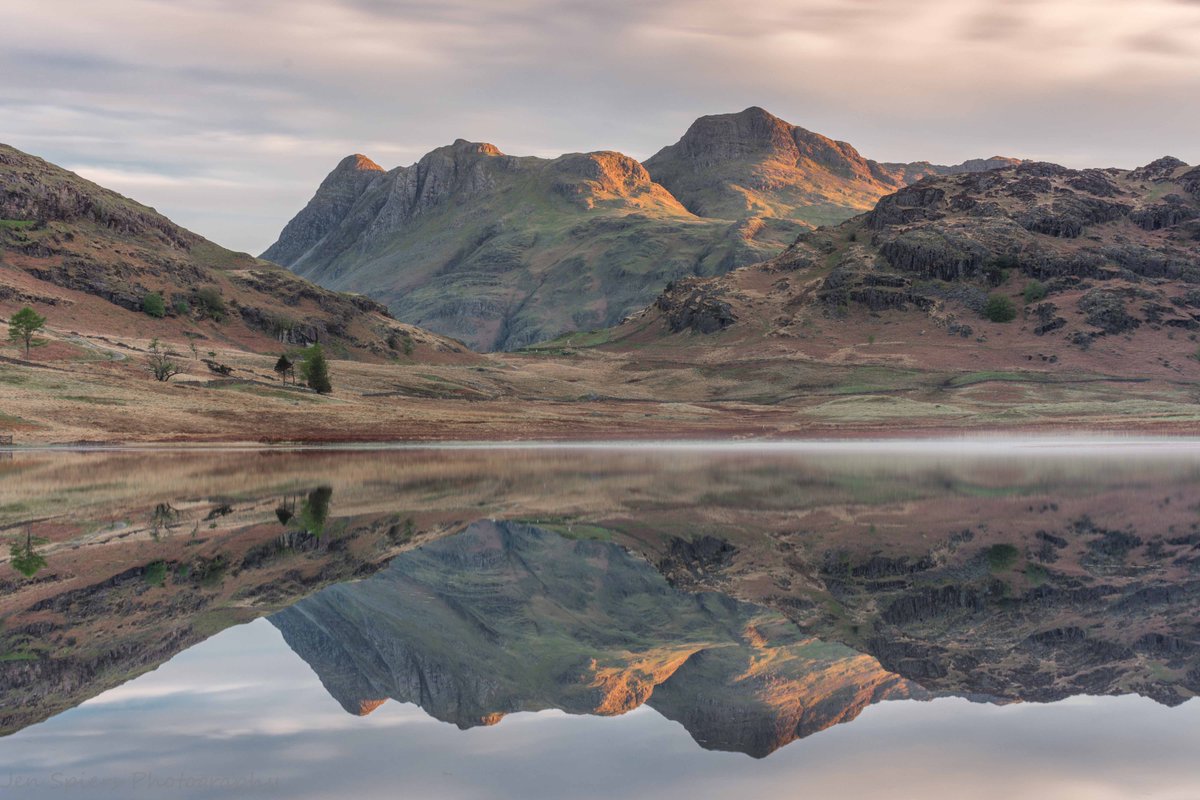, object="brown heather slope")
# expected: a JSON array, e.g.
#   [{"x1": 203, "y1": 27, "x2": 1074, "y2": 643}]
[{"x1": 0, "y1": 142, "x2": 470, "y2": 361}]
